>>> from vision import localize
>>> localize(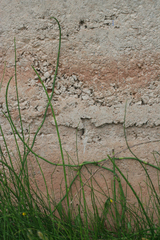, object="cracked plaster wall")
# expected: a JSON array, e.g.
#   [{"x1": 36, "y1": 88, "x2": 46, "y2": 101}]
[{"x1": 1, "y1": 0, "x2": 160, "y2": 203}]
